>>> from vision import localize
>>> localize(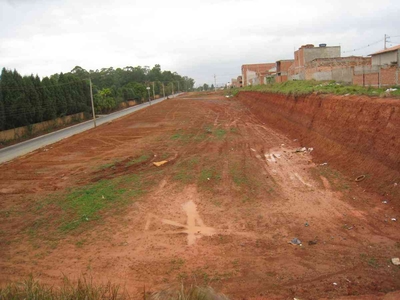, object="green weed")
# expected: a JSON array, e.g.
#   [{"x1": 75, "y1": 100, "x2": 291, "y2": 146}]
[
  {"x1": 126, "y1": 154, "x2": 150, "y2": 166},
  {"x1": 237, "y1": 80, "x2": 398, "y2": 97}
]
